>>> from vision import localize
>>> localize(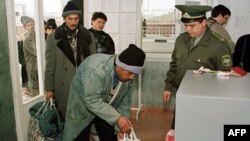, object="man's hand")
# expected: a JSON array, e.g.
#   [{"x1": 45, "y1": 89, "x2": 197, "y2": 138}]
[
  {"x1": 46, "y1": 90, "x2": 54, "y2": 100},
  {"x1": 163, "y1": 90, "x2": 171, "y2": 102},
  {"x1": 117, "y1": 116, "x2": 132, "y2": 133},
  {"x1": 117, "y1": 131, "x2": 124, "y2": 140}
]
